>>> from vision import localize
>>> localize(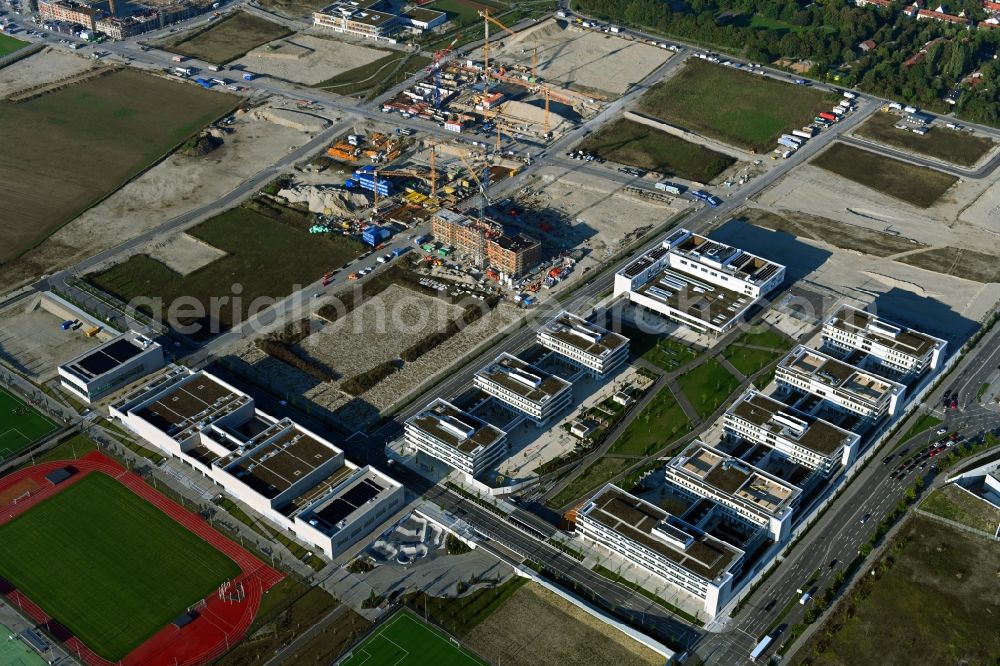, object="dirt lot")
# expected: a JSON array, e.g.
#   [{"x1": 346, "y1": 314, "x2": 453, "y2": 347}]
[
  {"x1": 465, "y1": 582, "x2": 663, "y2": 666},
  {"x1": 161, "y1": 11, "x2": 292, "y2": 64},
  {"x1": 742, "y1": 208, "x2": 925, "y2": 258},
  {"x1": 493, "y1": 19, "x2": 668, "y2": 98},
  {"x1": 0, "y1": 69, "x2": 236, "y2": 268},
  {"x1": 0, "y1": 98, "x2": 332, "y2": 291},
  {"x1": 231, "y1": 293, "x2": 522, "y2": 431},
  {"x1": 143, "y1": 233, "x2": 228, "y2": 276},
  {"x1": 0, "y1": 298, "x2": 101, "y2": 380},
  {"x1": 812, "y1": 143, "x2": 958, "y2": 208},
  {"x1": 0, "y1": 48, "x2": 100, "y2": 99},
  {"x1": 234, "y1": 34, "x2": 388, "y2": 86},
  {"x1": 255, "y1": 0, "x2": 330, "y2": 19},
  {"x1": 853, "y1": 112, "x2": 996, "y2": 168}
]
